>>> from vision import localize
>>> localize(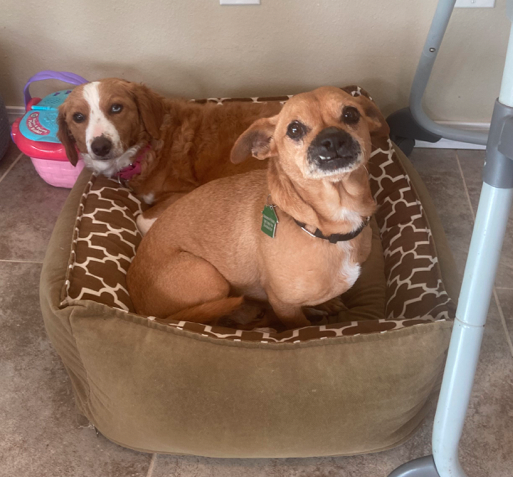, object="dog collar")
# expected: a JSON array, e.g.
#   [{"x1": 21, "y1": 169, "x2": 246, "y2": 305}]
[
  {"x1": 117, "y1": 145, "x2": 151, "y2": 182},
  {"x1": 293, "y1": 216, "x2": 370, "y2": 243}
]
